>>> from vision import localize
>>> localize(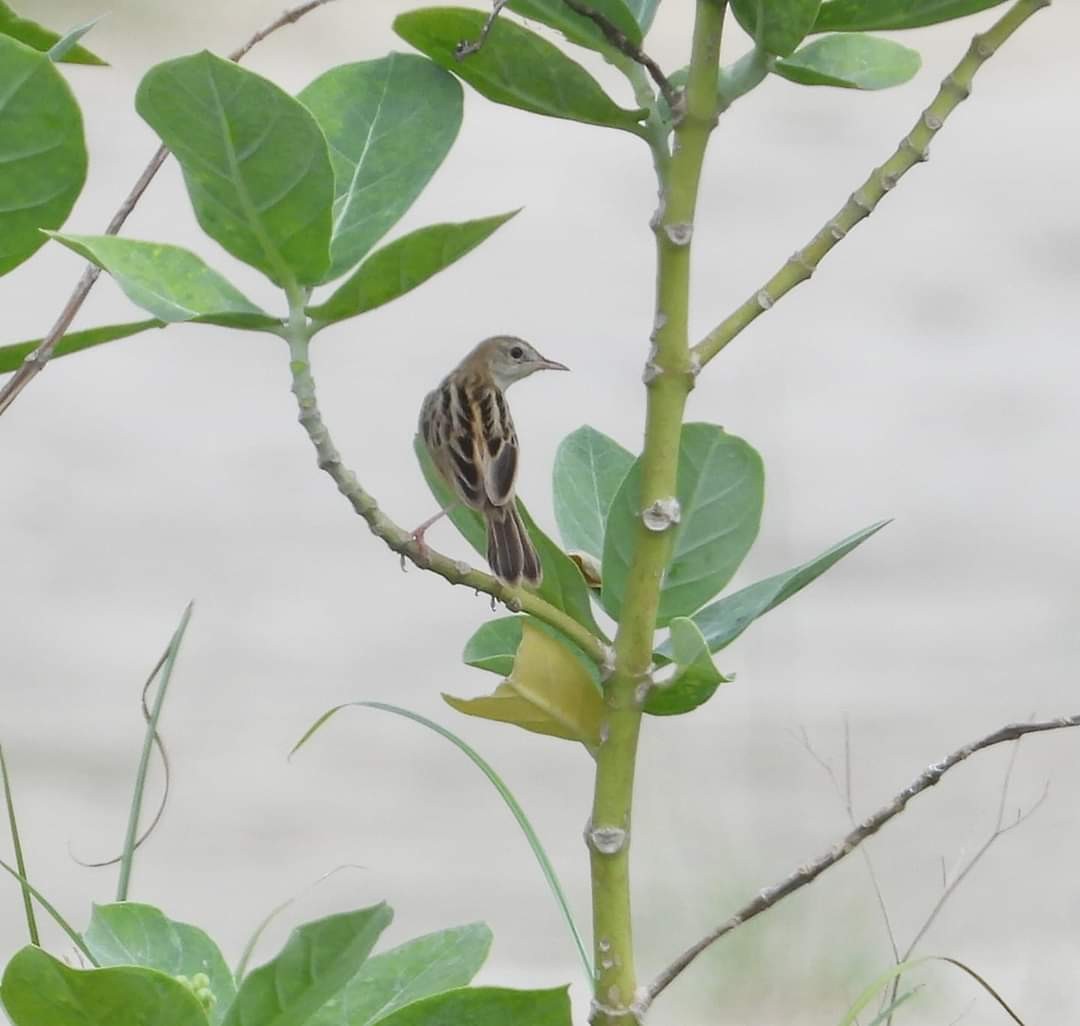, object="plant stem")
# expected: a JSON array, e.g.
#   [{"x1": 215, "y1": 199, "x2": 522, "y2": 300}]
[
  {"x1": 0, "y1": 746, "x2": 39, "y2": 945},
  {"x1": 587, "y1": 4, "x2": 725, "y2": 1024}
]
